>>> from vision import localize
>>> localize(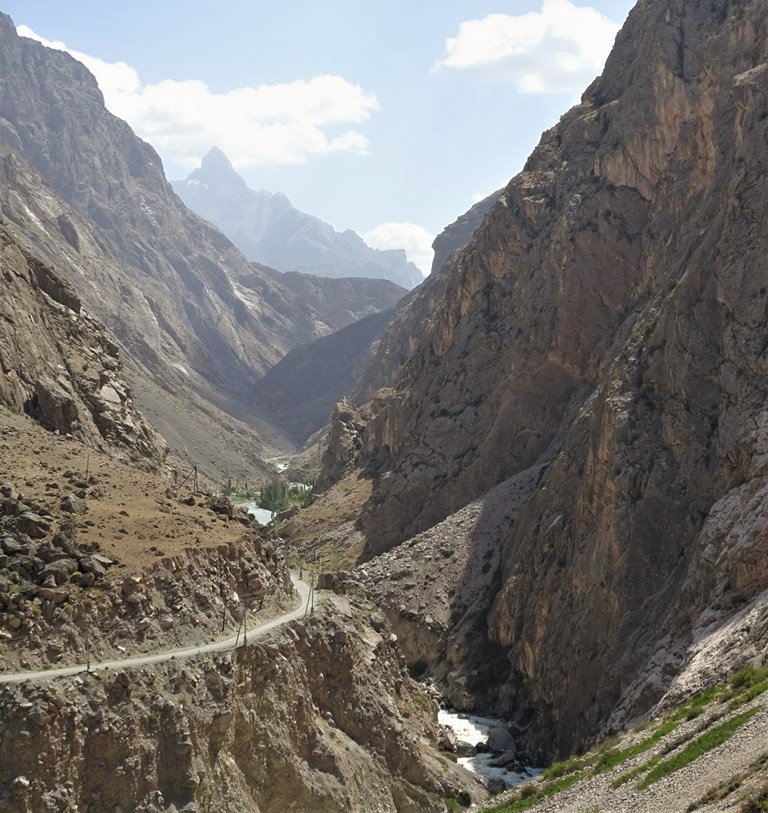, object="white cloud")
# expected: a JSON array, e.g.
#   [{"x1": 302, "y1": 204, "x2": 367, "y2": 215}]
[
  {"x1": 17, "y1": 26, "x2": 378, "y2": 170},
  {"x1": 363, "y1": 223, "x2": 435, "y2": 278},
  {"x1": 433, "y1": 0, "x2": 620, "y2": 94}
]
